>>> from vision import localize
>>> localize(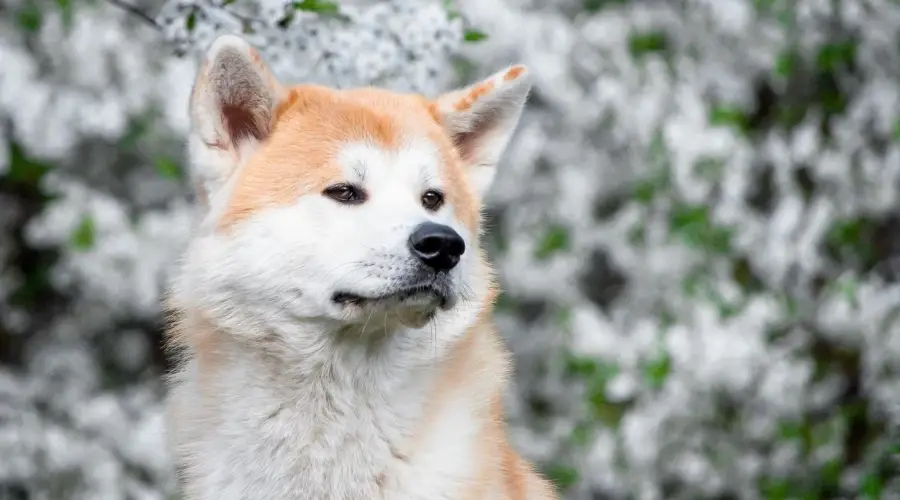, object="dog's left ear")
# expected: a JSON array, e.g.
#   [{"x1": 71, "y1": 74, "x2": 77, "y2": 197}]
[
  {"x1": 434, "y1": 65, "x2": 532, "y2": 198},
  {"x1": 187, "y1": 34, "x2": 287, "y2": 210}
]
